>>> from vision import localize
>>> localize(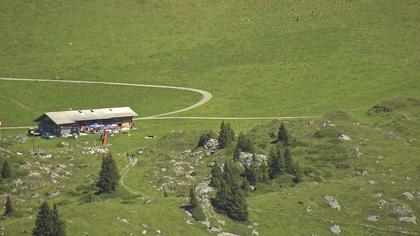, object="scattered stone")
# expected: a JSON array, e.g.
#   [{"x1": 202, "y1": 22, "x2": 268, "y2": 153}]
[
  {"x1": 402, "y1": 192, "x2": 414, "y2": 201},
  {"x1": 82, "y1": 146, "x2": 108, "y2": 155},
  {"x1": 217, "y1": 233, "x2": 241, "y2": 236},
  {"x1": 237, "y1": 152, "x2": 268, "y2": 168},
  {"x1": 392, "y1": 203, "x2": 413, "y2": 216},
  {"x1": 338, "y1": 134, "x2": 351, "y2": 141},
  {"x1": 322, "y1": 121, "x2": 336, "y2": 128},
  {"x1": 408, "y1": 138, "x2": 416, "y2": 144},
  {"x1": 384, "y1": 131, "x2": 394, "y2": 139},
  {"x1": 204, "y1": 139, "x2": 219, "y2": 156},
  {"x1": 399, "y1": 216, "x2": 417, "y2": 224},
  {"x1": 367, "y1": 215, "x2": 379, "y2": 222},
  {"x1": 353, "y1": 145, "x2": 362, "y2": 158},
  {"x1": 48, "y1": 189, "x2": 61, "y2": 199},
  {"x1": 330, "y1": 224, "x2": 341, "y2": 234},
  {"x1": 13, "y1": 178, "x2": 23, "y2": 187},
  {"x1": 324, "y1": 195, "x2": 341, "y2": 210},
  {"x1": 142, "y1": 230, "x2": 147, "y2": 235},
  {"x1": 29, "y1": 171, "x2": 41, "y2": 178},
  {"x1": 368, "y1": 180, "x2": 376, "y2": 185}
]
